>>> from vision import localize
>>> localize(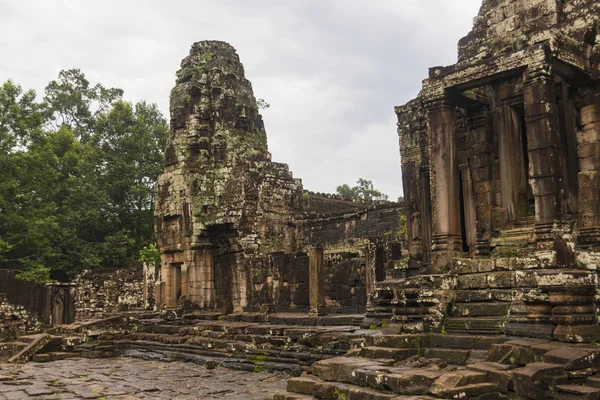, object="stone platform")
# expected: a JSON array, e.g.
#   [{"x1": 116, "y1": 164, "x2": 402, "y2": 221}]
[
  {"x1": 0, "y1": 357, "x2": 287, "y2": 399},
  {"x1": 2, "y1": 311, "x2": 600, "y2": 399}
]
